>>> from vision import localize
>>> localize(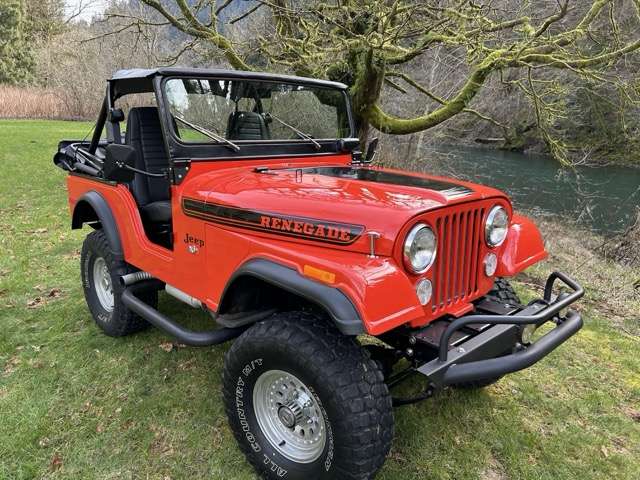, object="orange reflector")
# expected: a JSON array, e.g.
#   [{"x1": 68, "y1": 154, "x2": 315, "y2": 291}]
[{"x1": 303, "y1": 265, "x2": 336, "y2": 284}]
